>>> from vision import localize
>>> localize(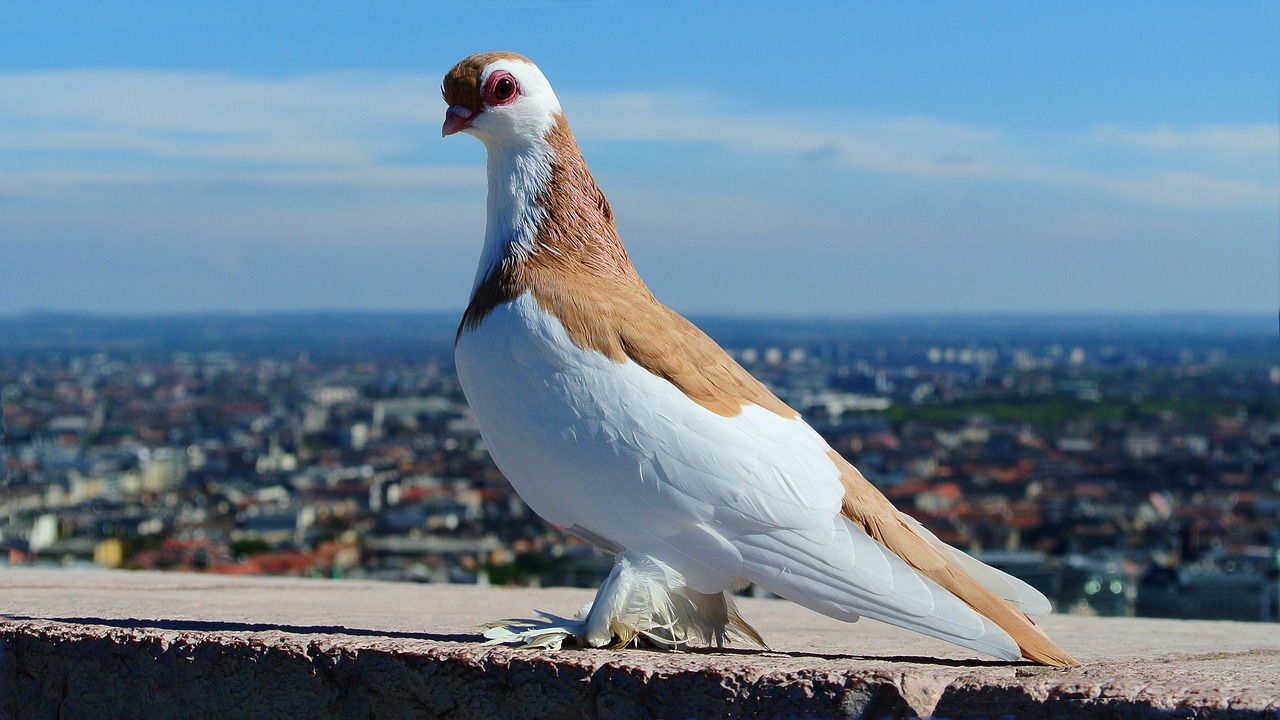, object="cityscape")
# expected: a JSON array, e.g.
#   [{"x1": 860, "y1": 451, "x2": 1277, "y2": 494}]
[{"x1": 2, "y1": 311, "x2": 1278, "y2": 623}]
